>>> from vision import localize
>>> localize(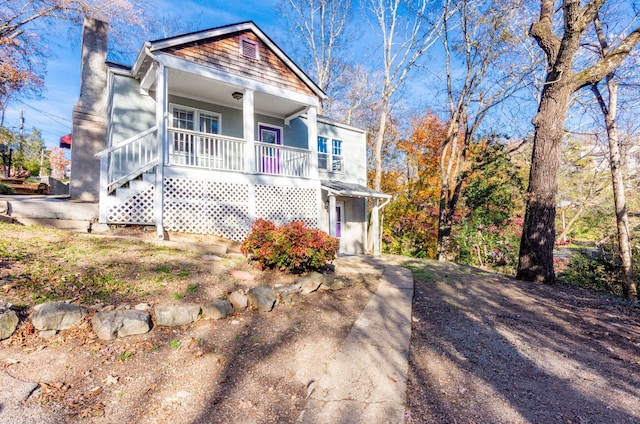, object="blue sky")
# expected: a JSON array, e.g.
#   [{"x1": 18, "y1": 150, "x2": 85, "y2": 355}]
[{"x1": 3, "y1": 0, "x2": 285, "y2": 150}]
